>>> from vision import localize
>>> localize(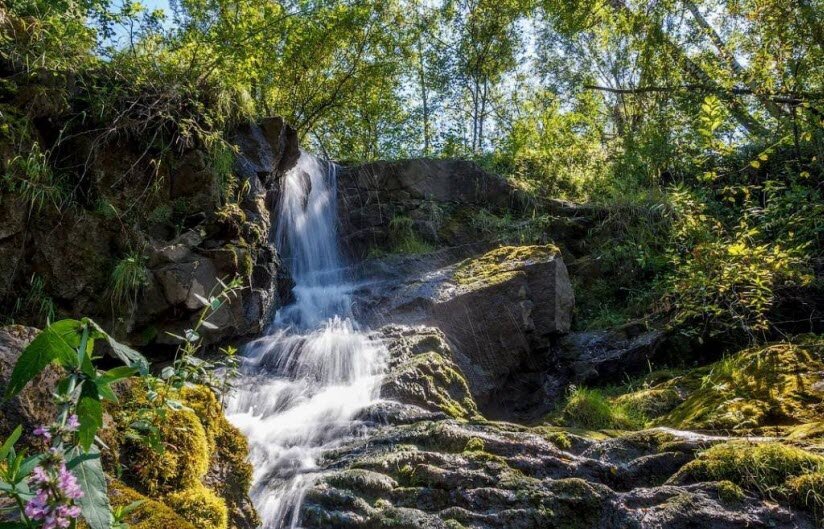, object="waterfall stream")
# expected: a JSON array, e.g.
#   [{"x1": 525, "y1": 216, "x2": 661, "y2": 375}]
[{"x1": 226, "y1": 152, "x2": 387, "y2": 528}]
